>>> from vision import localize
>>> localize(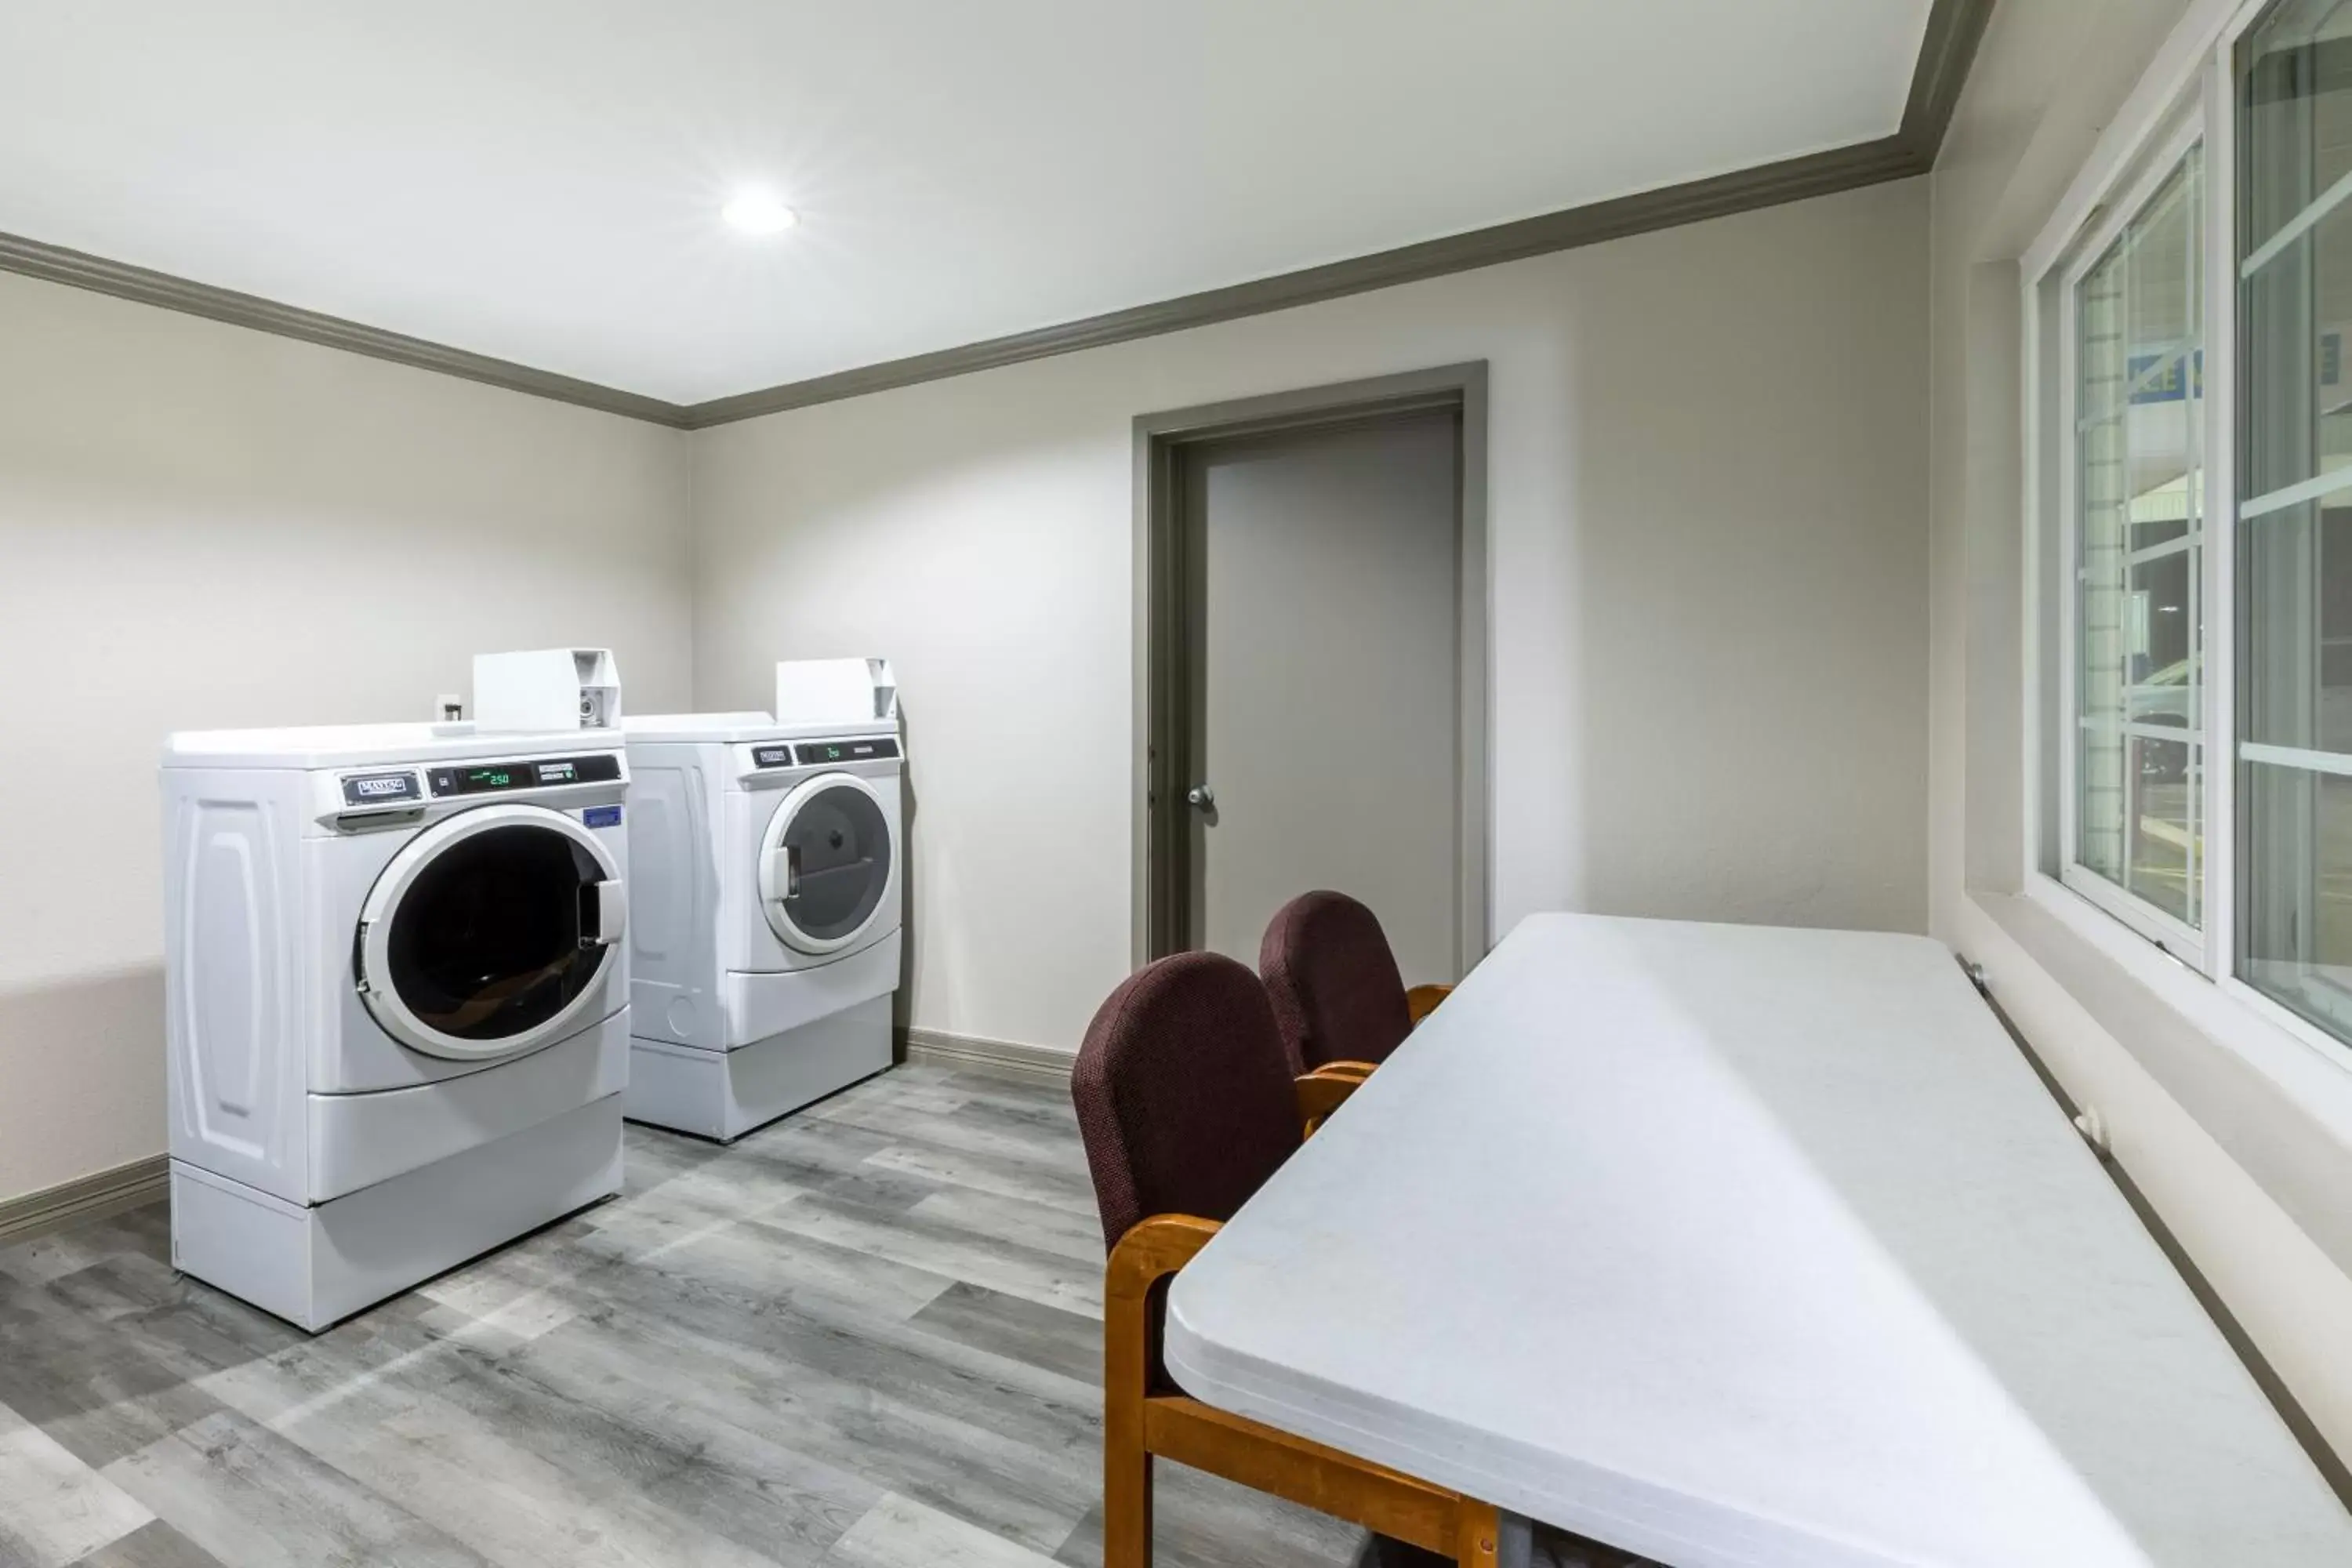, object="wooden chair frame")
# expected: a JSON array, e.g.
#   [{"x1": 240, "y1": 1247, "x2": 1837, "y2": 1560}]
[
  {"x1": 1316, "y1": 983, "x2": 1454, "y2": 1083},
  {"x1": 1293, "y1": 1062, "x2": 1369, "y2": 1135},
  {"x1": 1406, "y1": 982, "x2": 1454, "y2": 1025},
  {"x1": 1102, "y1": 1065, "x2": 1499, "y2": 1566}
]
